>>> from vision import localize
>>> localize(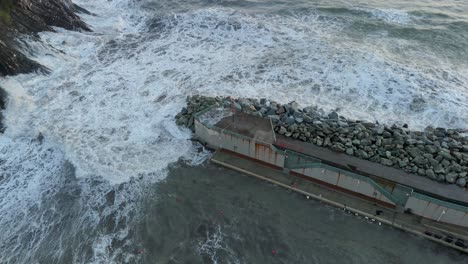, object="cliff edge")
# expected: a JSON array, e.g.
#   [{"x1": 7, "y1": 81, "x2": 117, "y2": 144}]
[{"x1": 0, "y1": 0, "x2": 91, "y2": 76}]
